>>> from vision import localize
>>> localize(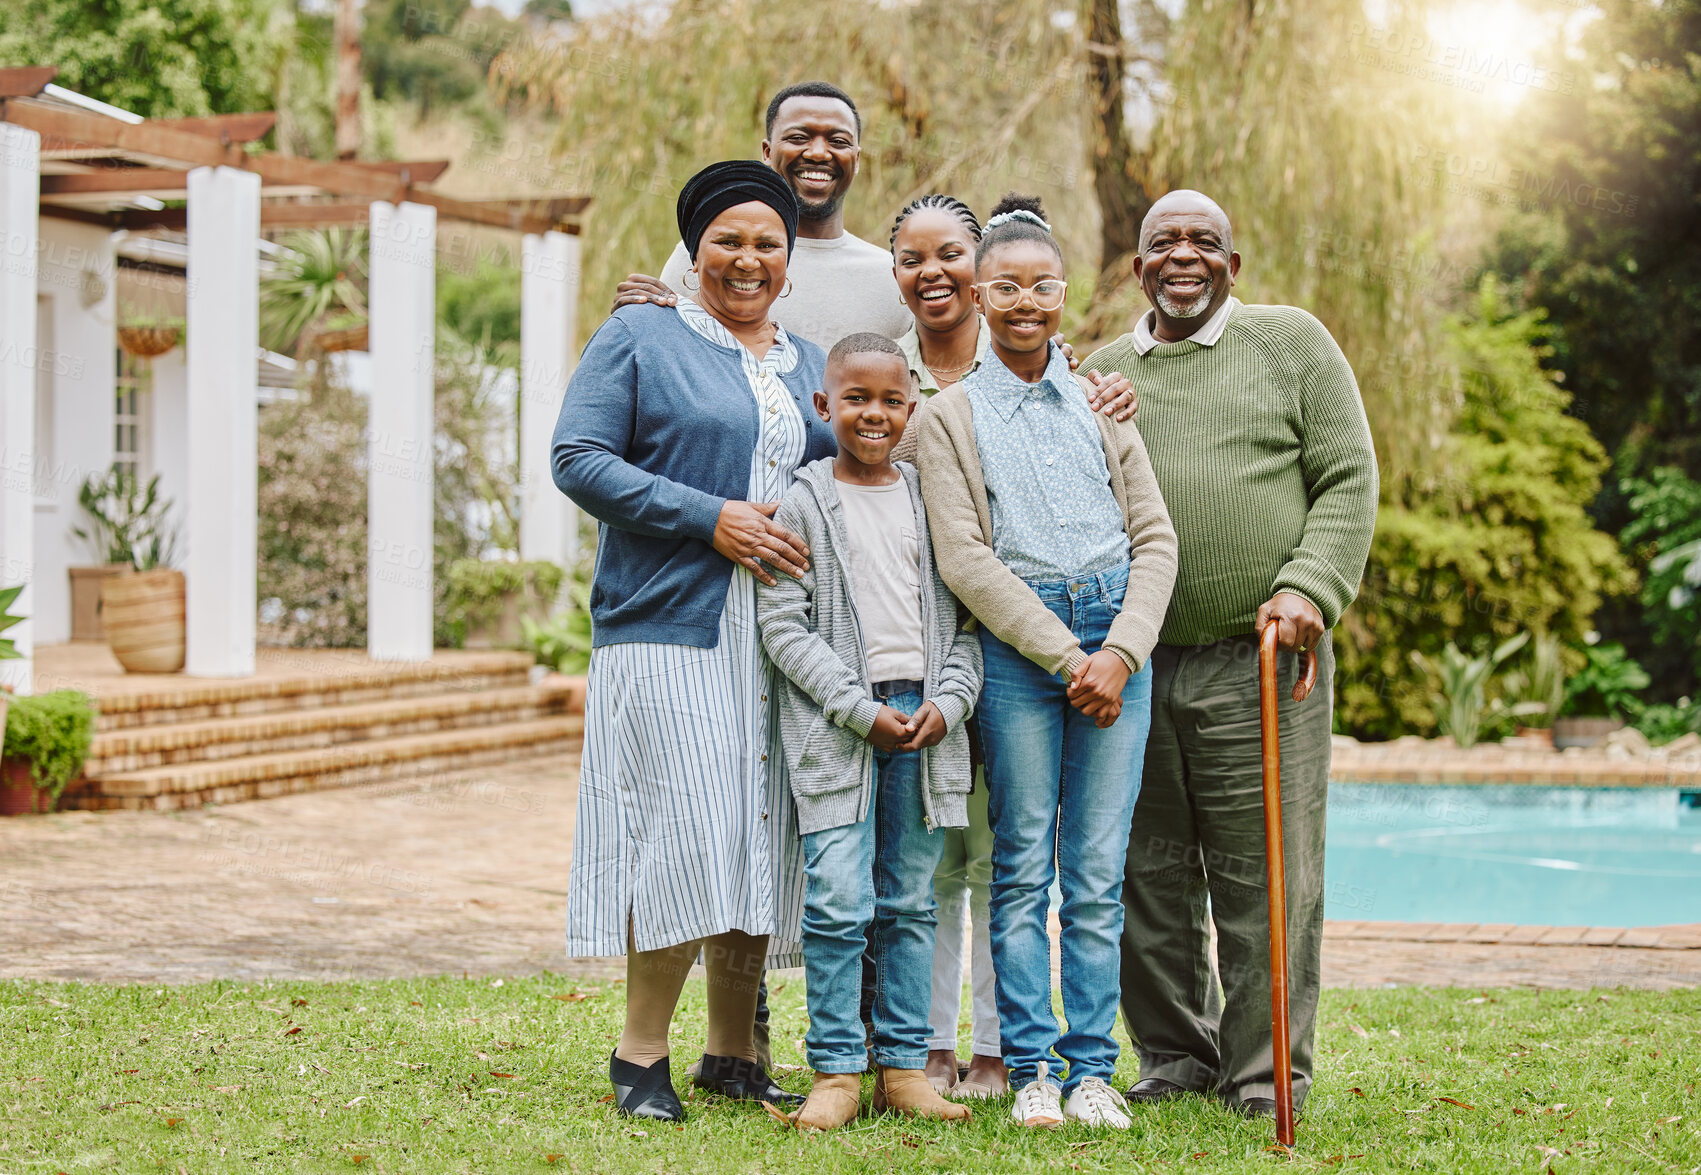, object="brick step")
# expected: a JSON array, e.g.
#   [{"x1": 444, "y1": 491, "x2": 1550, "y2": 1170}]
[
  {"x1": 90, "y1": 652, "x2": 537, "y2": 731},
  {"x1": 84, "y1": 685, "x2": 573, "y2": 774},
  {"x1": 63, "y1": 715, "x2": 584, "y2": 811}
]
